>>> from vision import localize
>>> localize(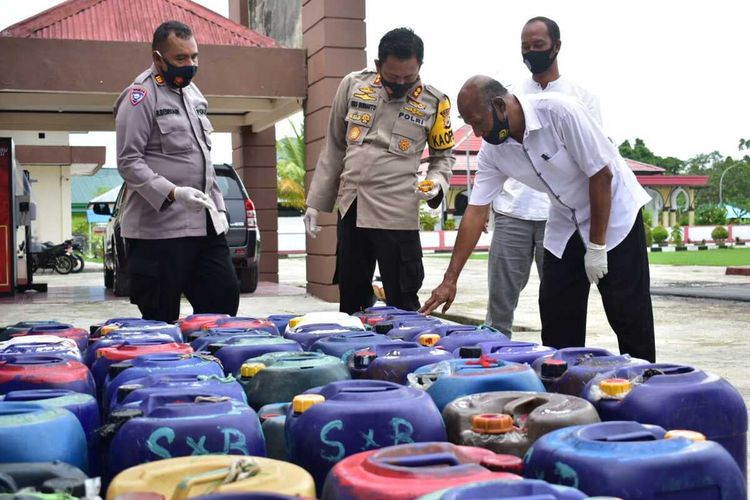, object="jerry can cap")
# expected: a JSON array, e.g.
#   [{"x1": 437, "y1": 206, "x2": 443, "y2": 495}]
[
  {"x1": 240, "y1": 362, "x2": 265, "y2": 378},
  {"x1": 352, "y1": 349, "x2": 377, "y2": 369},
  {"x1": 100, "y1": 325, "x2": 119, "y2": 336},
  {"x1": 665, "y1": 429, "x2": 706, "y2": 442},
  {"x1": 471, "y1": 413, "x2": 514, "y2": 434},
  {"x1": 541, "y1": 358, "x2": 568, "y2": 378},
  {"x1": 599, "y1": 378, "x2": 632, "y2": 397},
  {"x1": 287, "y1": 316, "x2": 303, "y2": 330},
  {"x1": 293, "y1": 394, "x2": 325, "y2": 414},
  {"x1": 419, "y1": 333, "x2": 441, "y2": 347}
]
